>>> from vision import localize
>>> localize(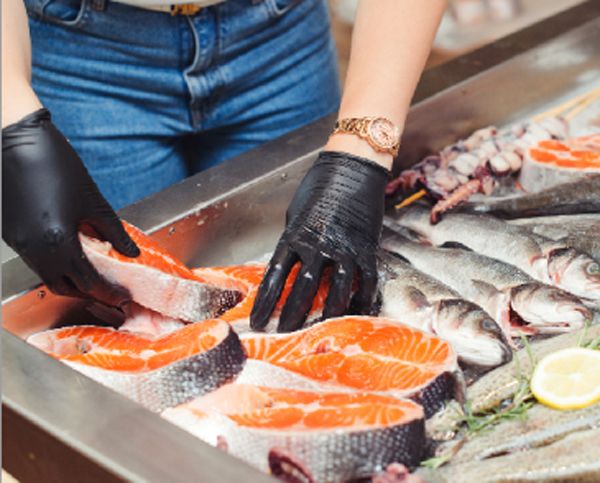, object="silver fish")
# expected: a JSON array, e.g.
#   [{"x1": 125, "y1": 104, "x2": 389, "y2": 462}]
[
  {"x1": 381, "y1": 232, "x2": 590, "y2": 338},
  {"x1": 391, "y1": 206, "x2": 600, "y2": 301},
  {"x1": 379, "y1": 253, "x2": 512, "y2": 367},
  {"x1": 459, "y1": 175, "x2": 600, "y2": 219},
  {"x1": 417, "y1": 427, "x2": 600, "y2": 482},
  {"x1": 510, "y1": 214, "x2": 600, "y2": 261},
  {"x1": 426, "y1": 324, "x2": 600, "y2": 440},
  {"x1": 435, "y1": 402, "x2": 600, "y2": 465}
]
